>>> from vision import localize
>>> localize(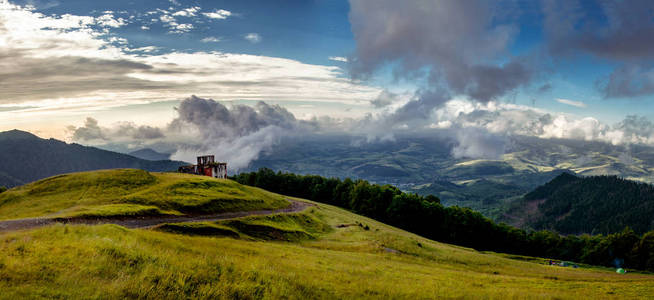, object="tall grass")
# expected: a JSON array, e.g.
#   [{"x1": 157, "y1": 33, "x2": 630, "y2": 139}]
[{"x1": 1, "y1": 200, "x2": 652, "y2": 299}]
